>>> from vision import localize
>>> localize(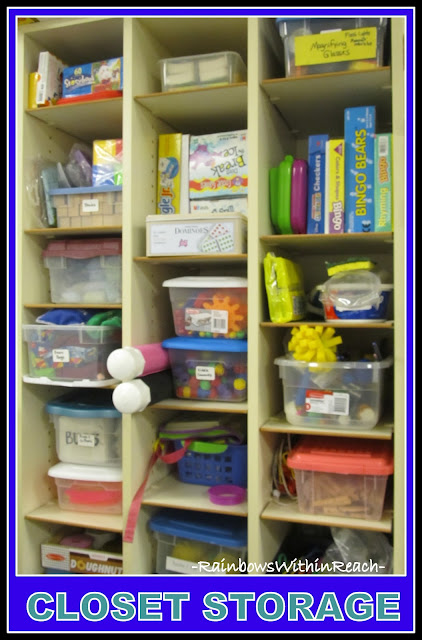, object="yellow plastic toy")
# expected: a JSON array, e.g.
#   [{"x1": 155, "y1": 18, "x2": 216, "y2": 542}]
[{"x1": 288, "y1": 325, "x2": 342, "y2": 362}]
